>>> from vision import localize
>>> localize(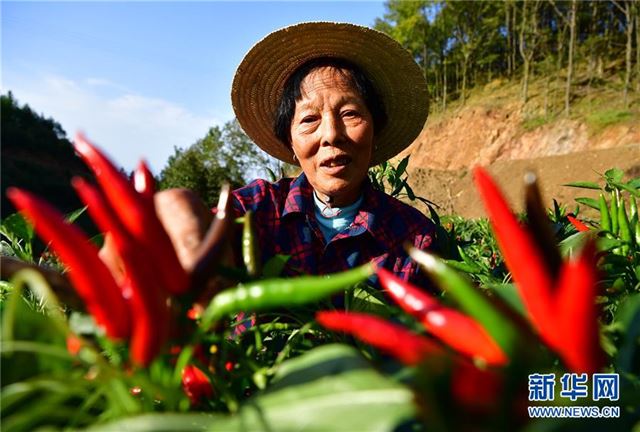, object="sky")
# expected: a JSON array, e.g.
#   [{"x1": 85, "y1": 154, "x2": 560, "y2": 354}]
[{"x1": 1, "y1": 0, "x2": 386, "y2": 173}]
